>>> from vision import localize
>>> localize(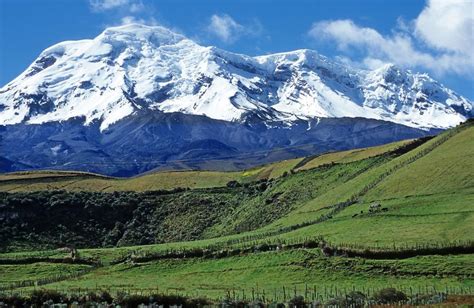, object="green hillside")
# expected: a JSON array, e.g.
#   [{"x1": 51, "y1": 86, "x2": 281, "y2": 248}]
[
  {"x1": 0, "y1": 140, "x2": 410, "y2": 193},
  {"x1": 295, "y1": 139, "x2": 412, "y2": 171},
  {"x1": 1, "y1": 120, "x2": 473, "y2": 305}
]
